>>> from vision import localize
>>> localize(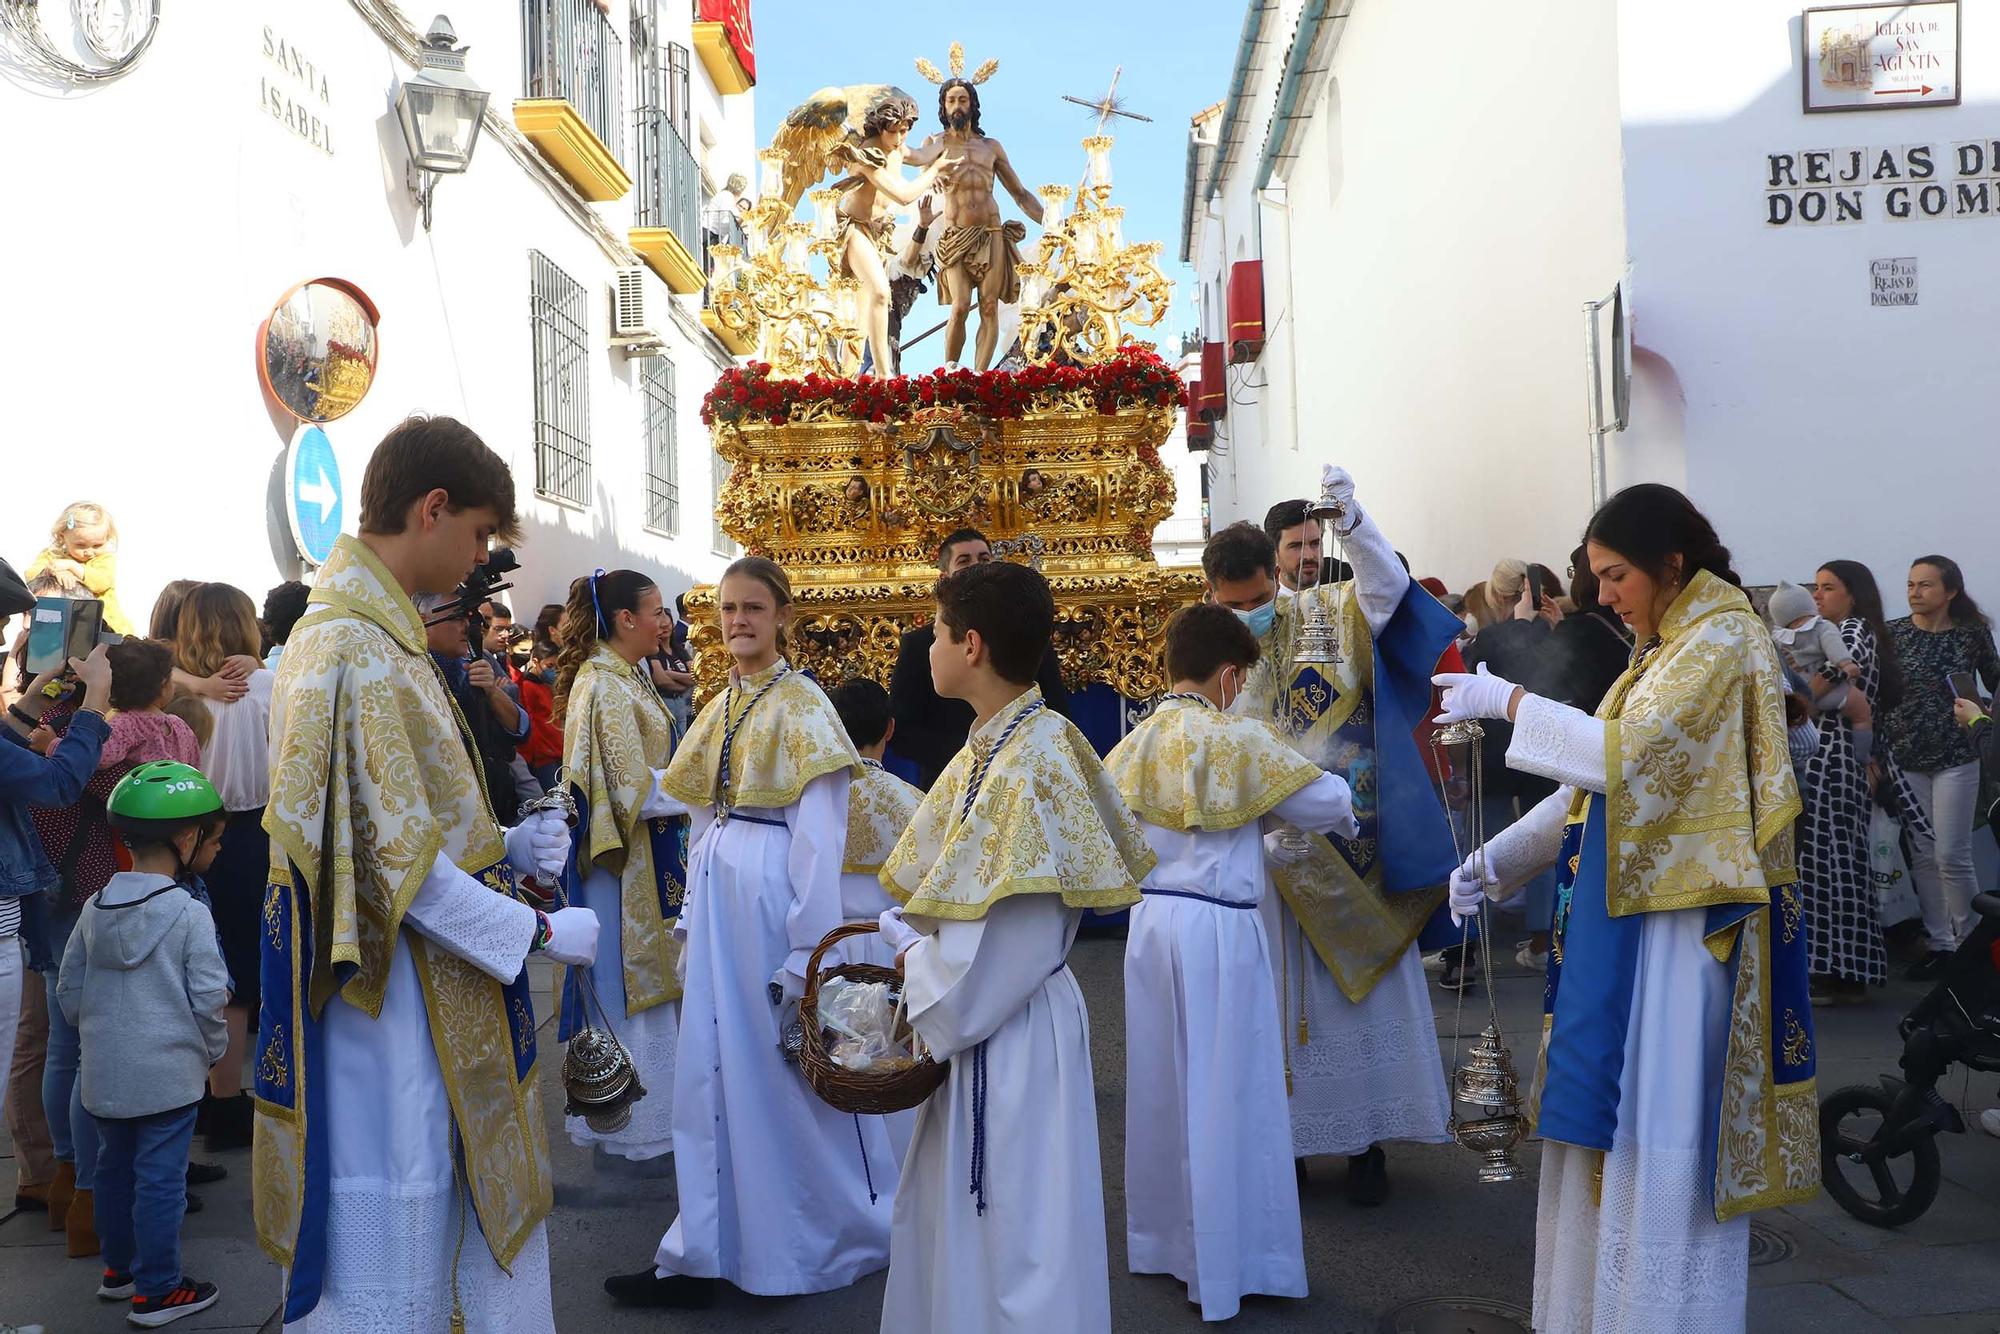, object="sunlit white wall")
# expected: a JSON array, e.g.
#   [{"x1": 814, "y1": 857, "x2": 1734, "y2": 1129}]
[
  {"x1": 0, "y1": 0, "x2": 749, "y2": 632},
  {"x1": 1620, "y1": 0, "x2": 2000, "y2": 600},
  {"x1": 1195, "y1": 0, "x2": 1627, "y2": 589}
]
